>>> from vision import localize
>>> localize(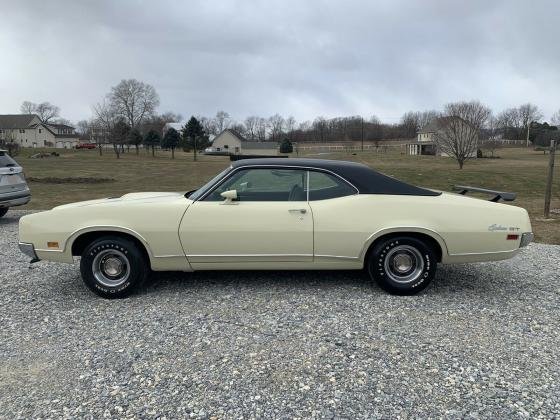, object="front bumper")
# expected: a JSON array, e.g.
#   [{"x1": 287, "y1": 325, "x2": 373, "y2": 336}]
[
  {"x1": 0, "y1": 192, "x2": 31, "y2": 208},
  {"x1": 18, "y1": 242, "x2": 40, "y2": 263}
]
